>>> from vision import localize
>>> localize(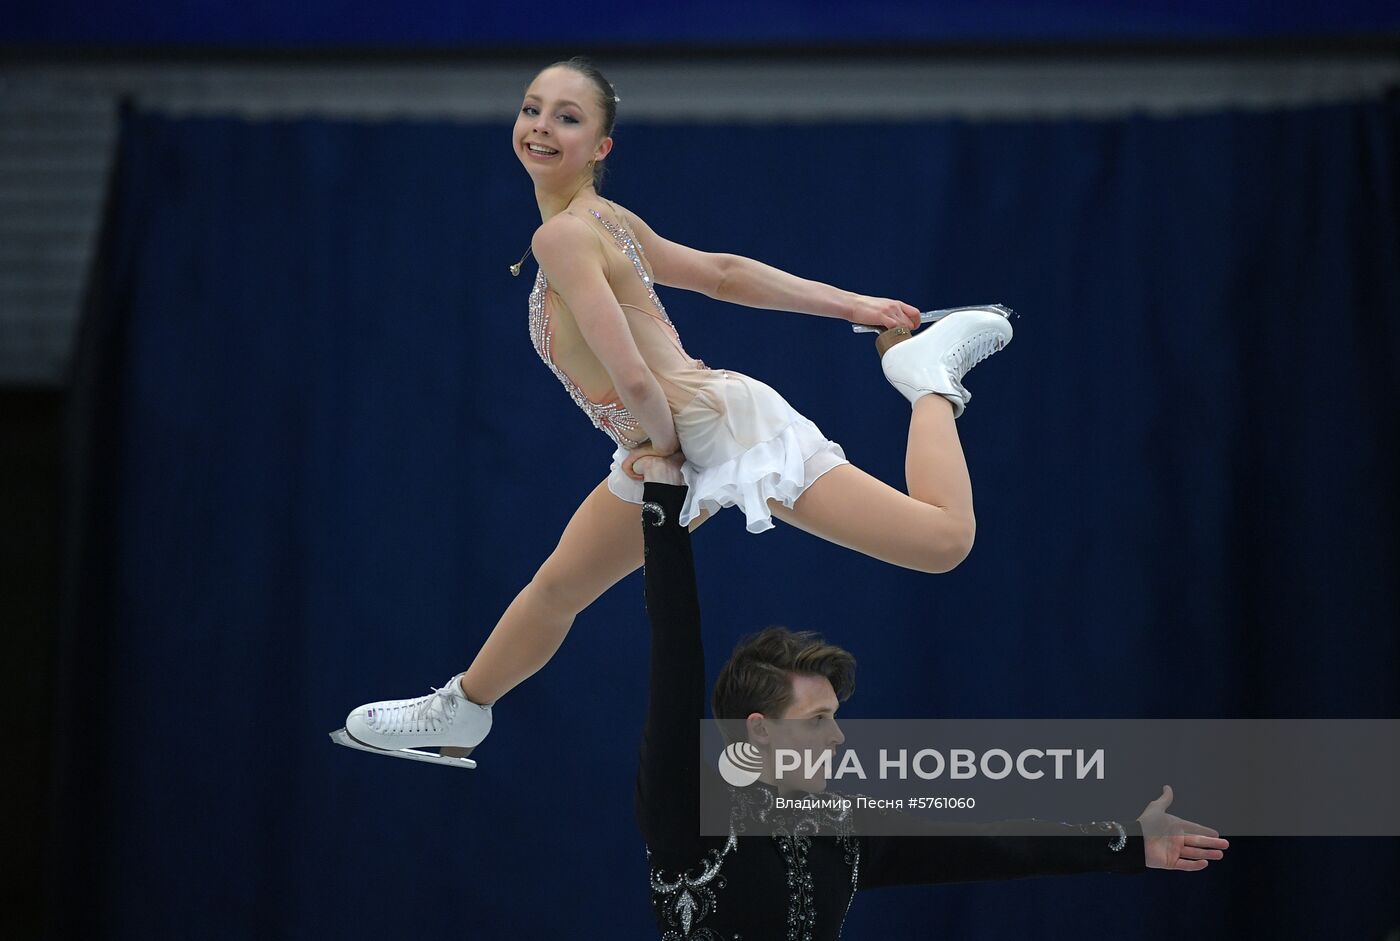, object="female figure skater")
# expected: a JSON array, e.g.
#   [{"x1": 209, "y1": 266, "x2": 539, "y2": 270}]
[{"x1": 331, "y1": 57, "x2": 1014, "y2": 767}]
